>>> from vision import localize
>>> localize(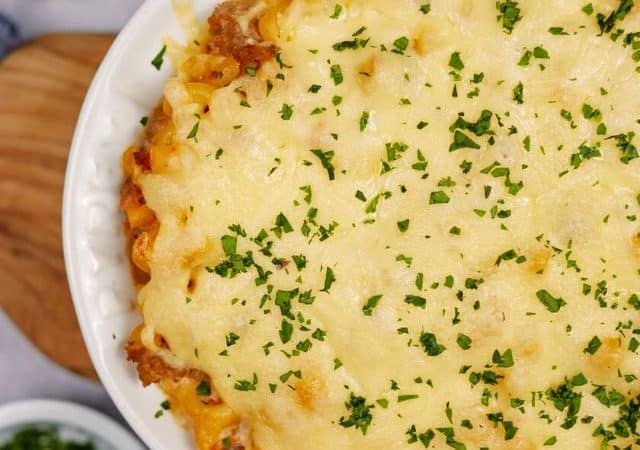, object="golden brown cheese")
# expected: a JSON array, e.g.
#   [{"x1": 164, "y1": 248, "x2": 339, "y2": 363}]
[{"x1": 130, "y1": 1, "x2": 640, "y2": 449}]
